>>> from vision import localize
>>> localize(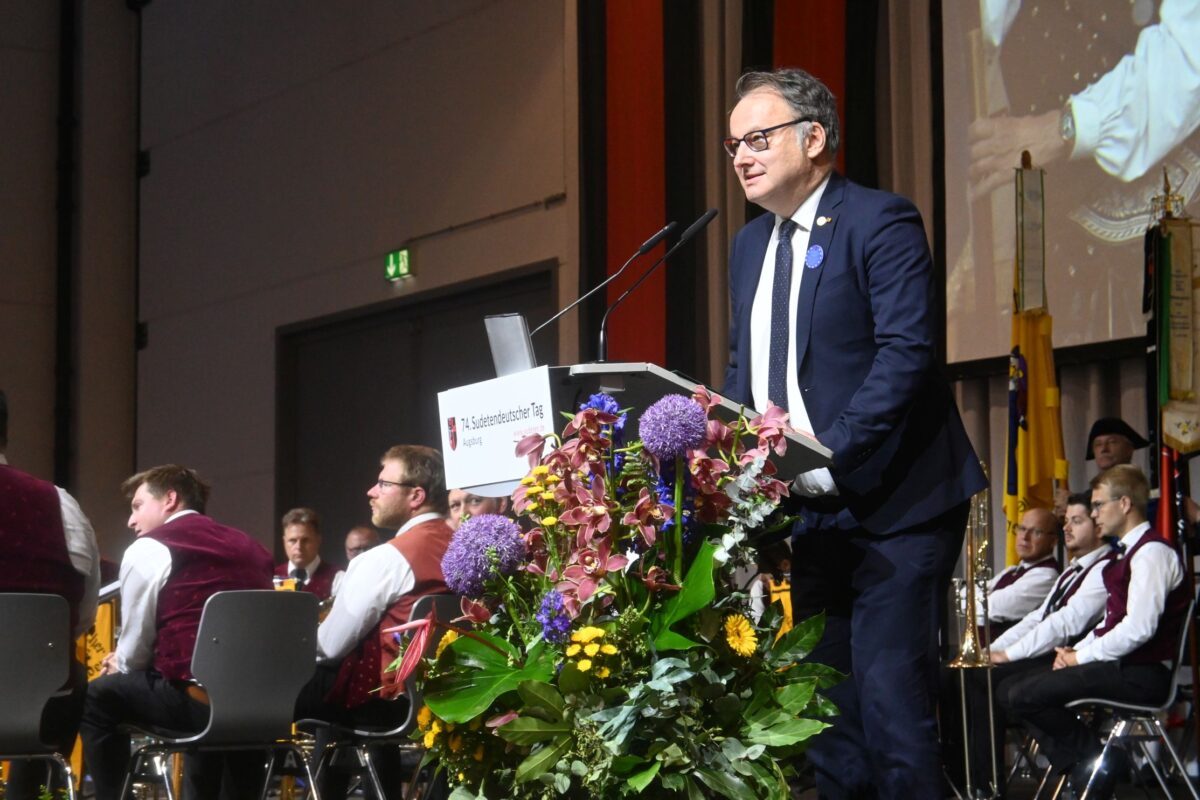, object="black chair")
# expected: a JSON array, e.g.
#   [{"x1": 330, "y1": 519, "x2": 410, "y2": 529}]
[
  {"x1": 1063, "y1": 596, "x2": 1199, "y2": 800},
  {"x1": 0, "y1": 593, "x2": 78, "y2": 800},
  {"x1": 299, "y1": 593, "x2": 460, "y2": 800},
  {"x1": 118, "y1": 589, "x2": 322, "y2": 800}
]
